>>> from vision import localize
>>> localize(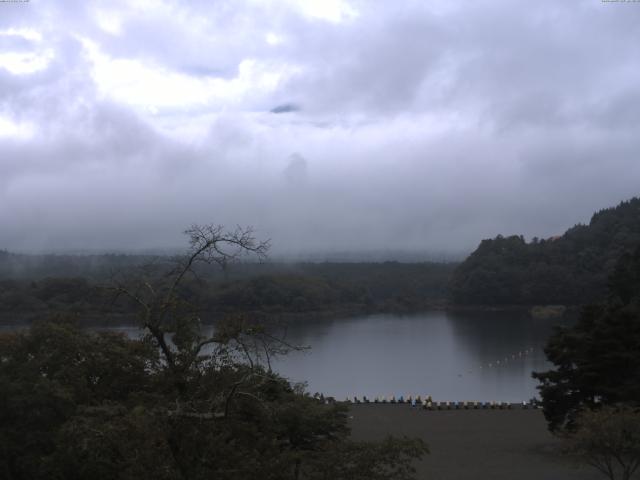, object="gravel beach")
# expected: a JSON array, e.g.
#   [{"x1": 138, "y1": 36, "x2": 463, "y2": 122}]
[{"x1": 349, "y1": 405, "x2": 603, "y2": 480}]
